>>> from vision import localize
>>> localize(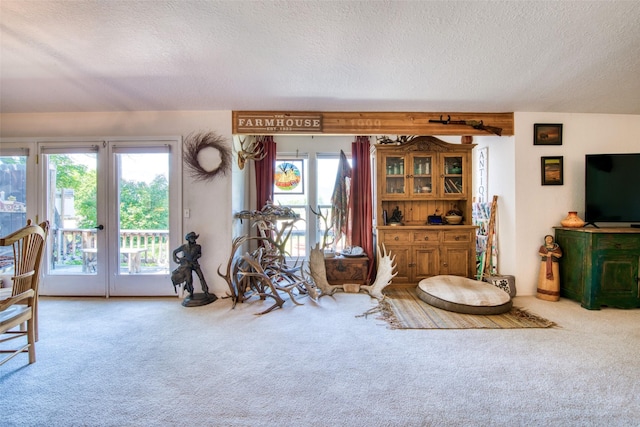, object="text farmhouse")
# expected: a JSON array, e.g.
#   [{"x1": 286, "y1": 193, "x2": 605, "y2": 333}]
[{"x1": 235, "y1": 113, "x2": 323, "y2": 133}]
